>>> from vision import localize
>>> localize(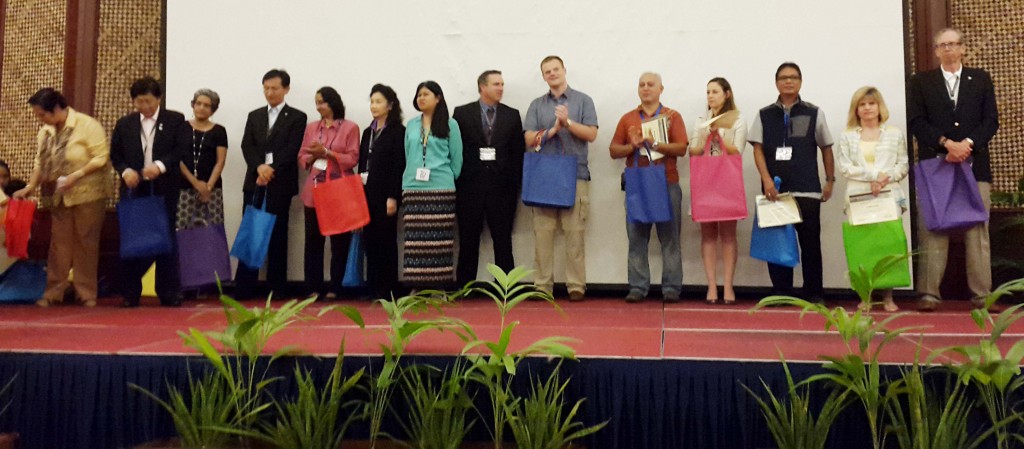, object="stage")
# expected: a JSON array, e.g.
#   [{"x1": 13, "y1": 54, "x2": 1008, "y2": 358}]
[{"x1": 0, "y1": 295, "x2": 1017, "y2": 449}]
